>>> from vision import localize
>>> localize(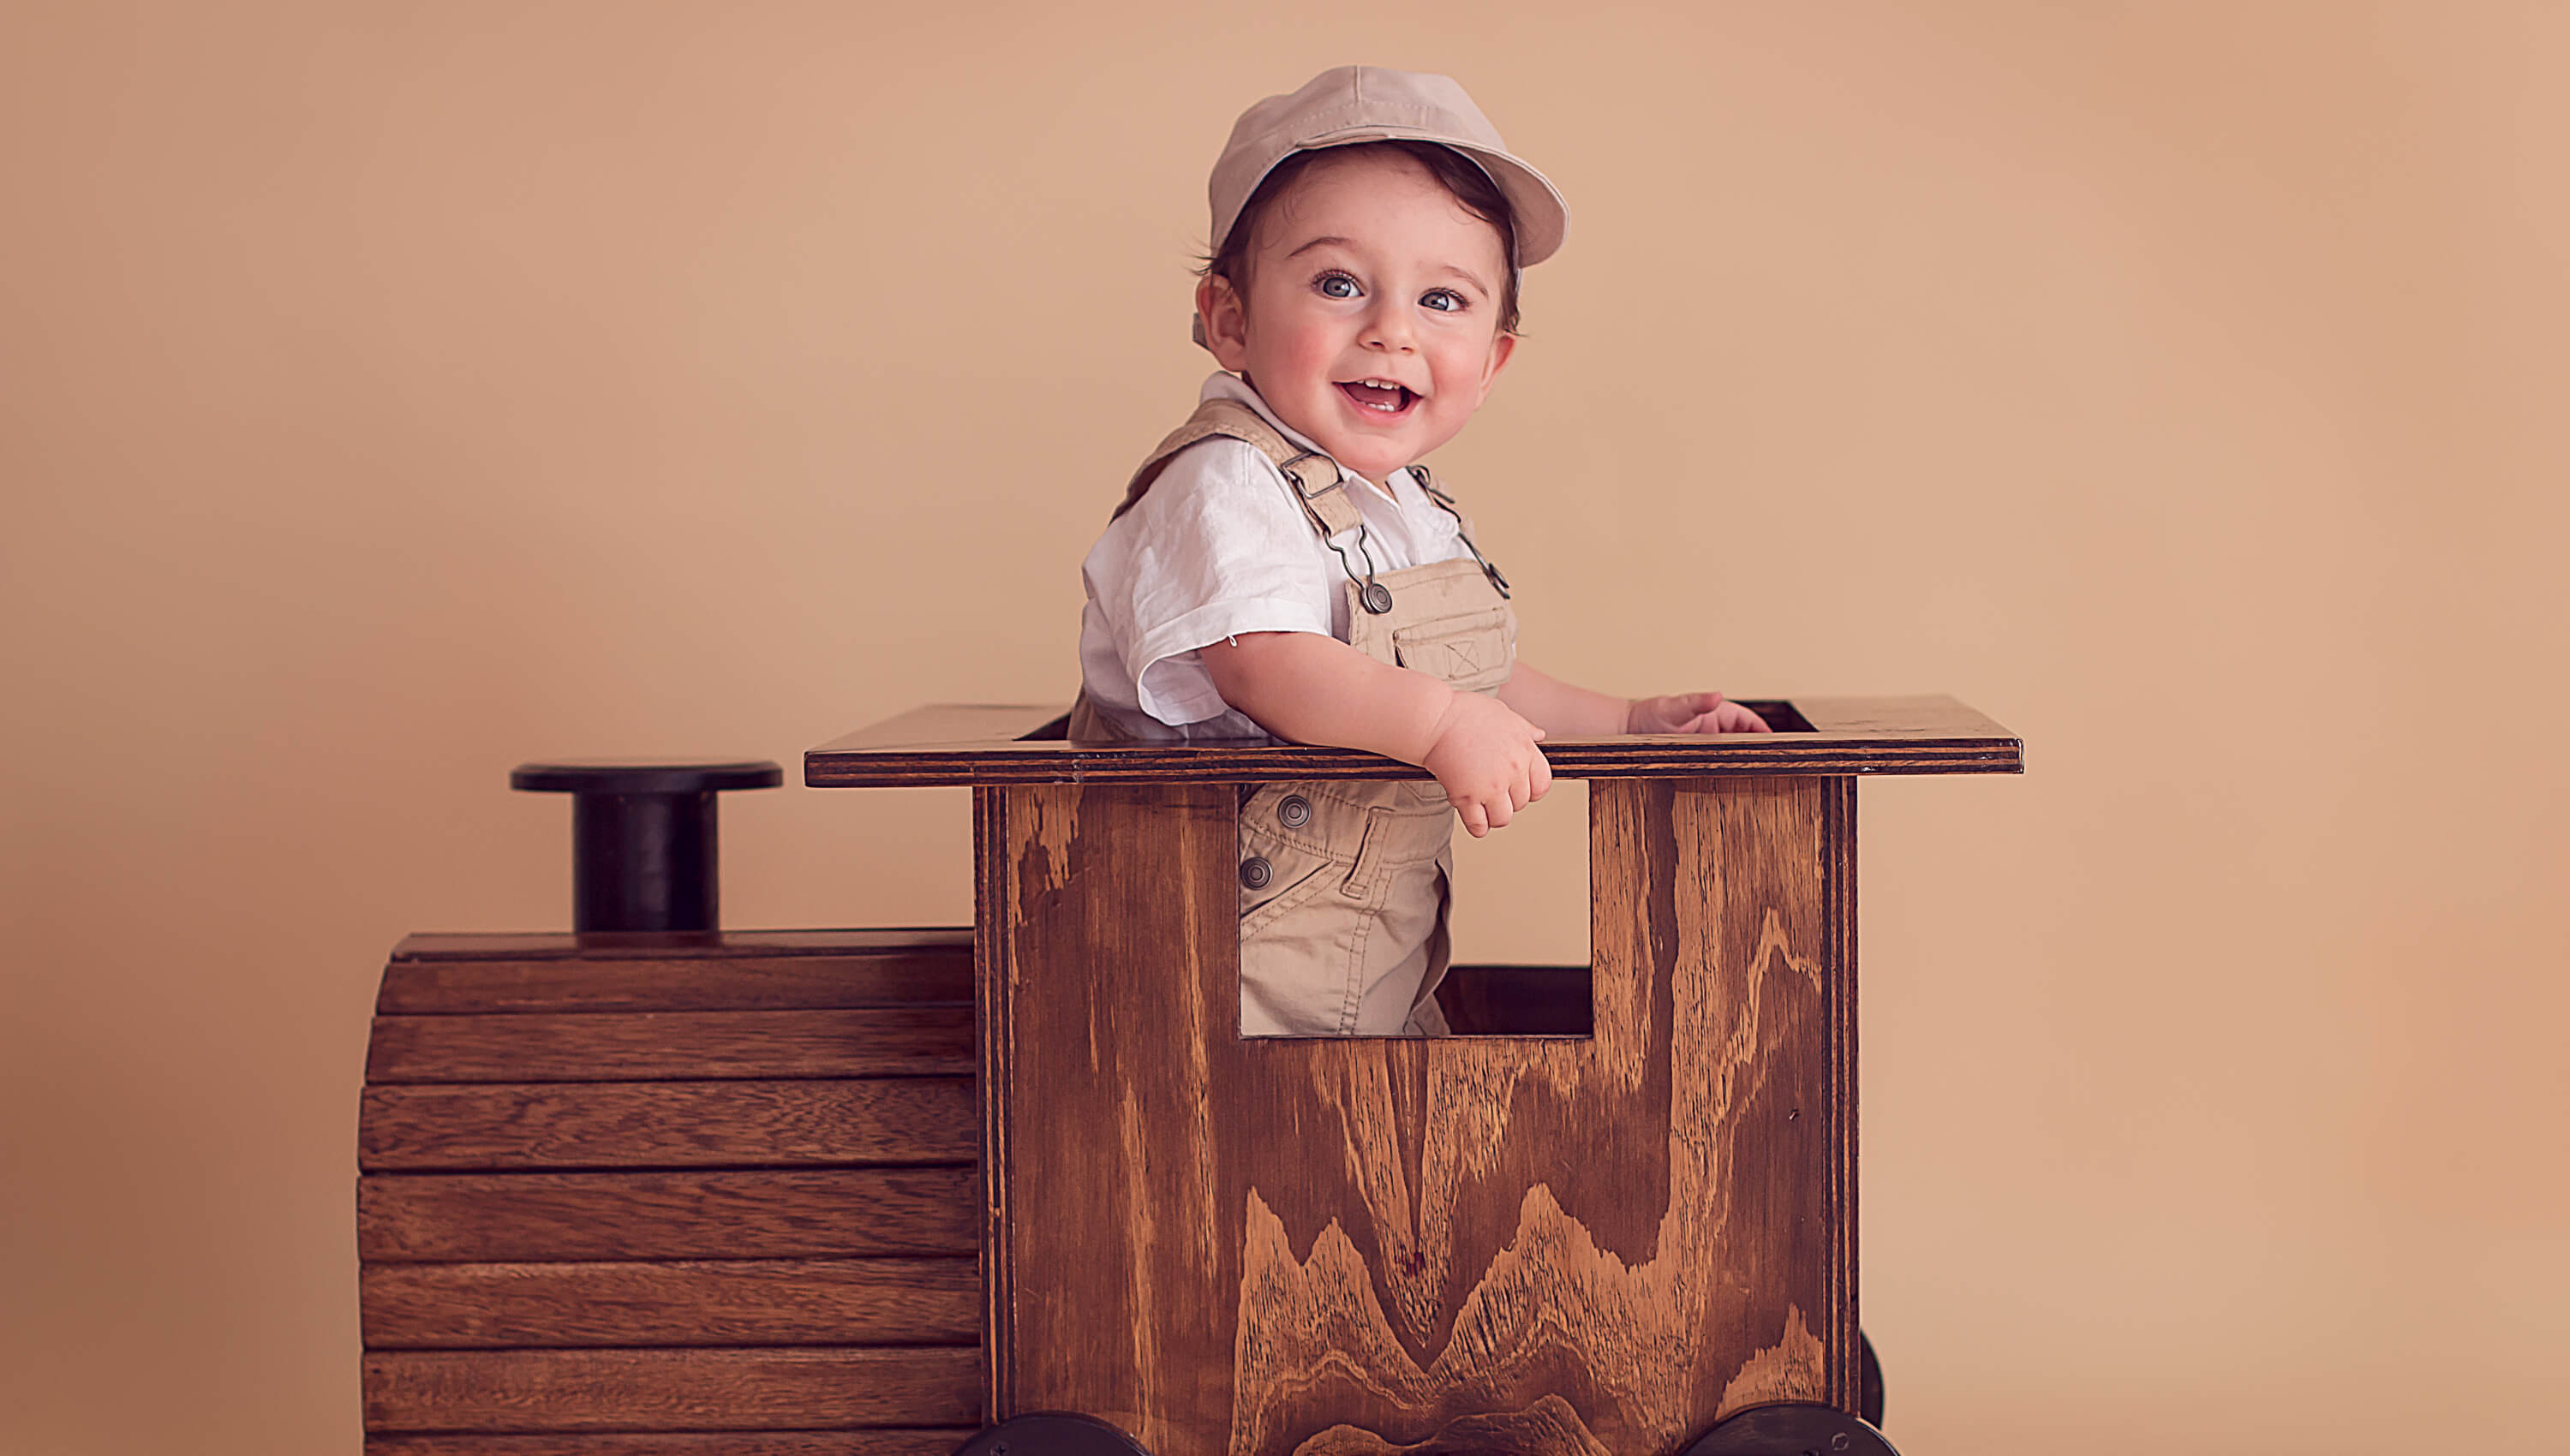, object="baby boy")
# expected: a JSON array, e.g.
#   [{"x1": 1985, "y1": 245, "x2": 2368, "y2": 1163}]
[{"x1": 1075, "y1": 66, "x2": 1768, "y2": 1037}]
